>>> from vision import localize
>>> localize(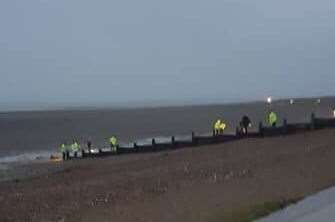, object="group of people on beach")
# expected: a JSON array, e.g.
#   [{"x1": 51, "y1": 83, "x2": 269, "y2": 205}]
[
  {"x1": 59, "y1": 140, "x2": 80, "y2": 160},
  {"x1": 214, "y1": 111, "x2": 278, "y2": 136},
  {"x1": 59, "y1": 136, "x2": 118, "y2": 160},
  {"x1": 58, "y1": 111, "x2": 278, "y2": 161}
]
